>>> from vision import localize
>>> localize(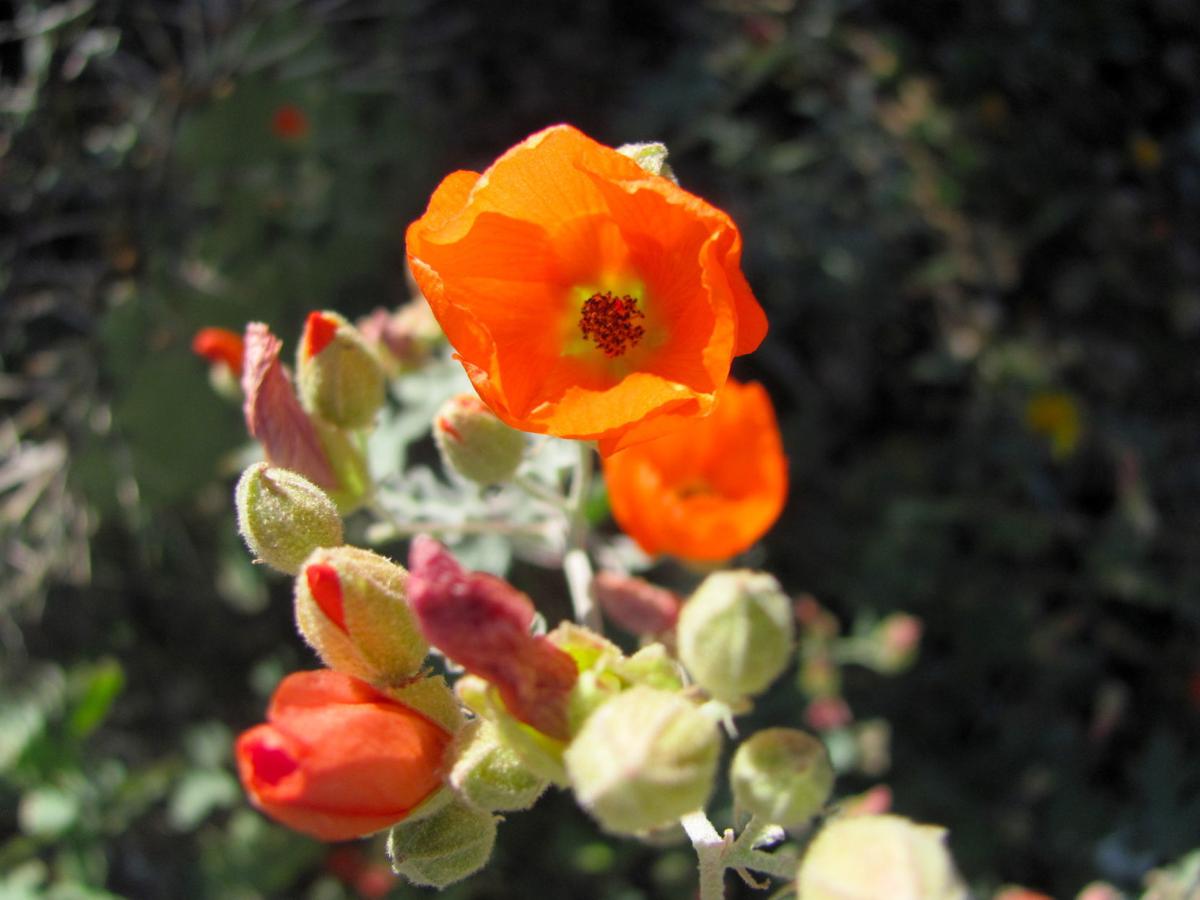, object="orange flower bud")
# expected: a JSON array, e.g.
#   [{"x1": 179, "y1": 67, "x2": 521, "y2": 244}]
[
  {"x1": 235, "y1": 670, "x2": 451, "y2": 842},
  {"x1": 192, "y1": 327, "x2": 245, "y2": 376}
]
